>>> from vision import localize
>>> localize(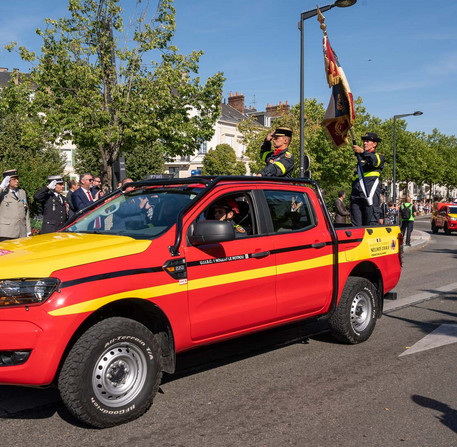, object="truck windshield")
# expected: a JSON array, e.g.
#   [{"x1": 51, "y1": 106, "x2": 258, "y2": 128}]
[{"x1": 63, "y1": 187, "x2": 198, "y2": 239}]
